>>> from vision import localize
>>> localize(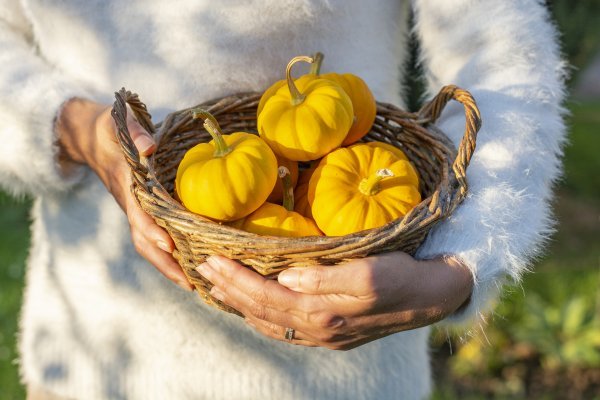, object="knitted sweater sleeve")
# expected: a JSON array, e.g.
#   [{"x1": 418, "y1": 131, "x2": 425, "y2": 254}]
[
  {"x1": 411, "y1": 0, "x2": 567, "y2": 326},
  {"x1": 0, "y1": 1, "x2": 91, "y2": 197}
]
